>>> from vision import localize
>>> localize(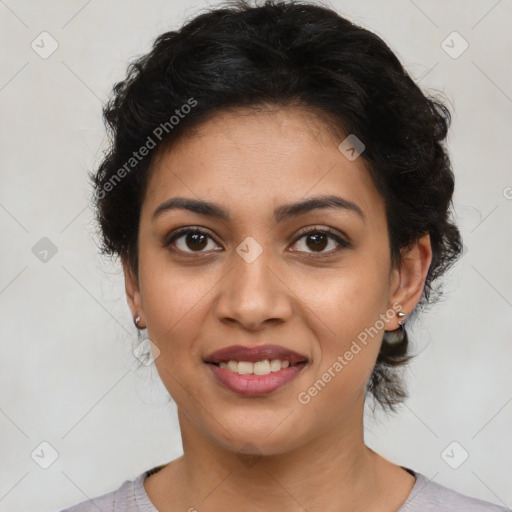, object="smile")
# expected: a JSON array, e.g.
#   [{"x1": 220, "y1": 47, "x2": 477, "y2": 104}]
[
  {"x1": 205, "y1": 360, "x2": 307, "y2": 396},
  {"x1": 213, "y1": 358, "x2": 303, "y2": 375},
  {"x1": 203, "y1": 344, "x2": 309, "y2": 396}
]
